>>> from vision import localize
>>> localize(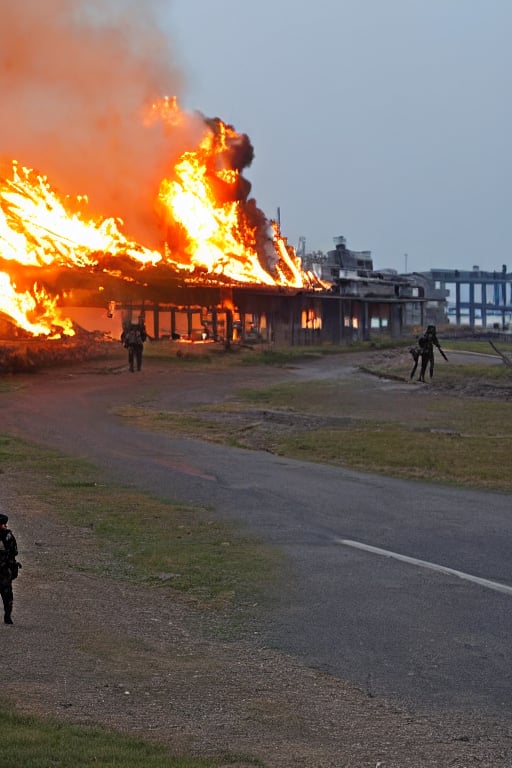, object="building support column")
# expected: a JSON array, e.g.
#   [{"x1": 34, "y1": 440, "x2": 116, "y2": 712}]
[
  {"x1": 469, "y1": 283, "x2": 475, "y2": 327},
  {"x1": 152, "y1": 304, "x2": 159, "y2": 340},
  {"x1": 363, "y1": 302, "x2": 370, "y2": 341}
]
